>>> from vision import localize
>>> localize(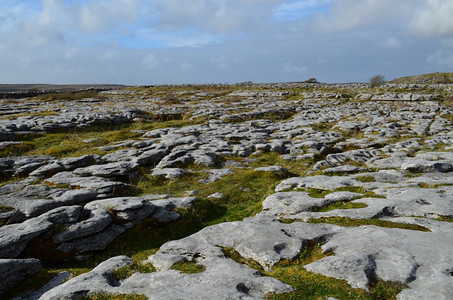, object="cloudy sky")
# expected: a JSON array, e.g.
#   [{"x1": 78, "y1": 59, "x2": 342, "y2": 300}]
[{"x1": 0, "y1": 0, "x2": 452, "y2": 85}]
